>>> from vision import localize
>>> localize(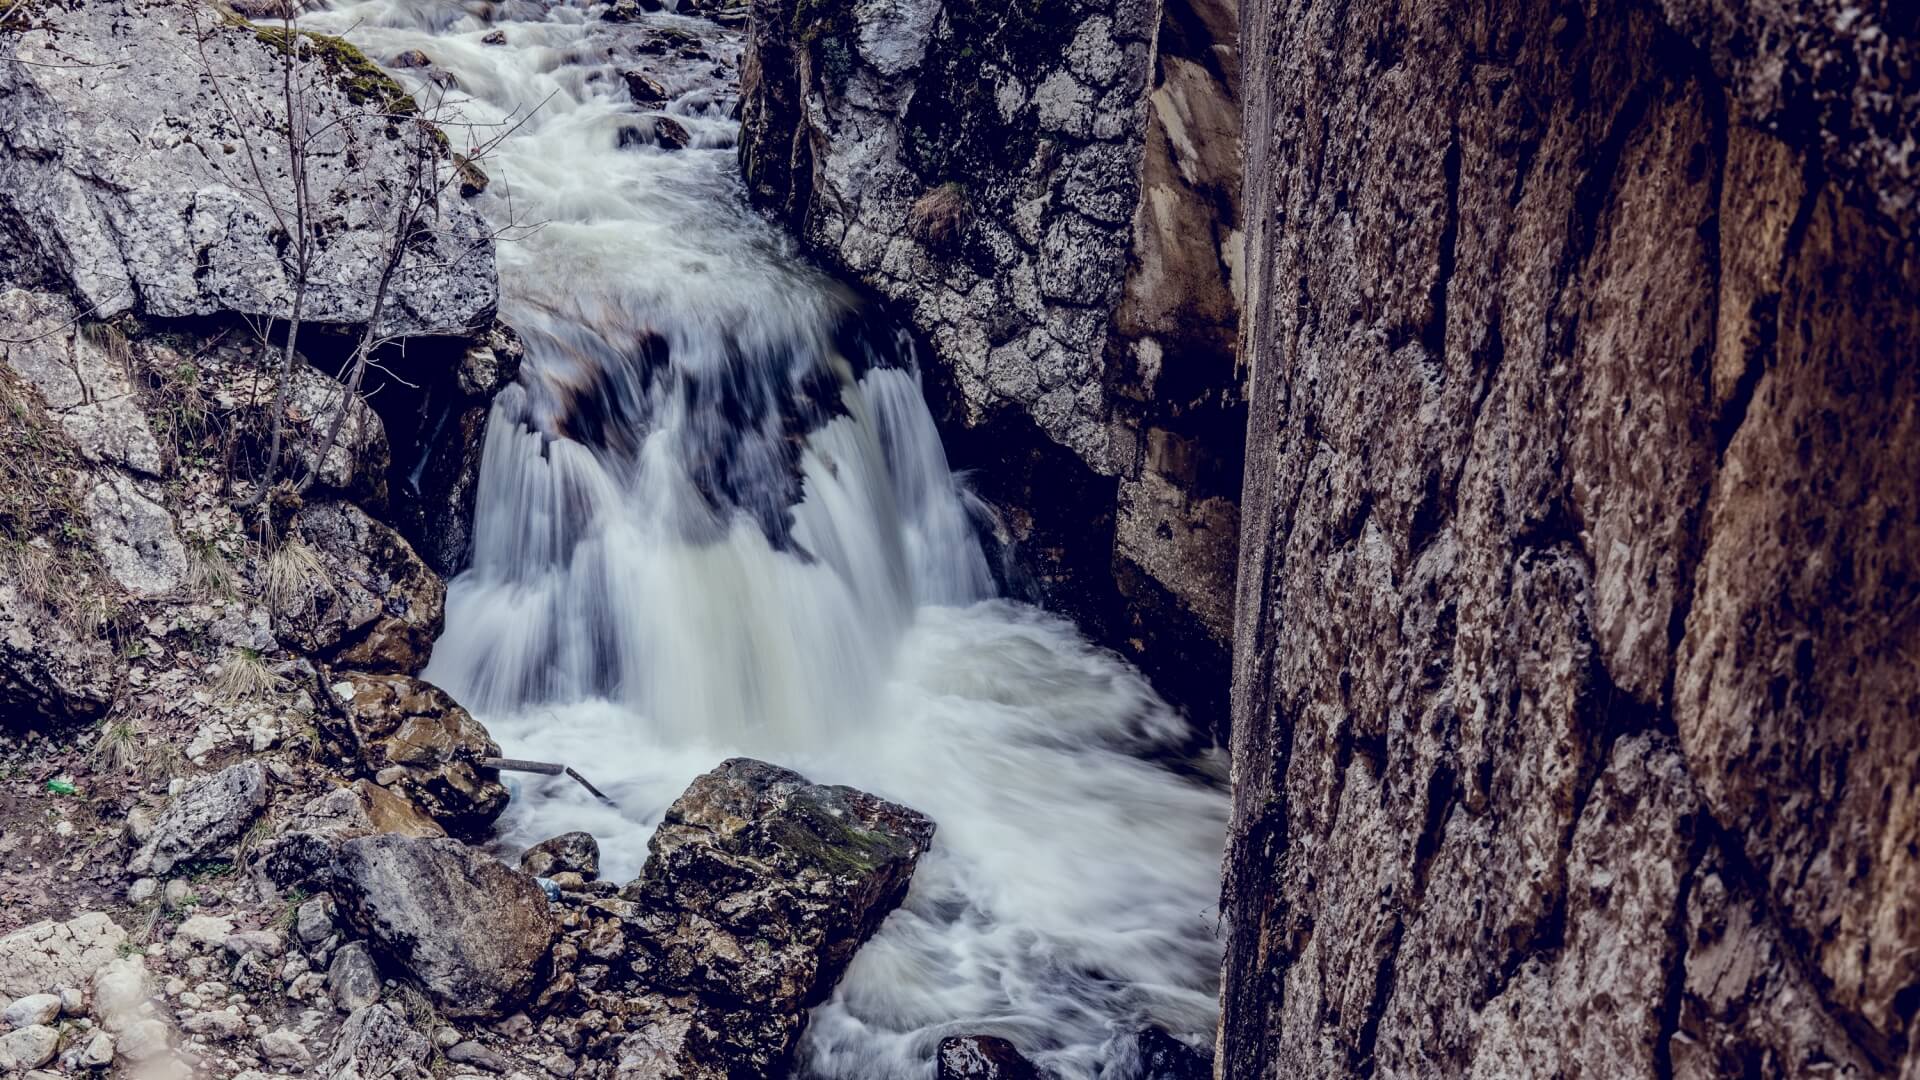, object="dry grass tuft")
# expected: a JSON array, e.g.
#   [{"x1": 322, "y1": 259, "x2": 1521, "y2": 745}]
[
  {"x1": 908, "y1": 181, "x2": 971, "y2": 248},
  {"x1": 91, "y1": 717, "x2": 142, "y2": 773},
  {"x1": 264, "y1": 537, "x2": 328, "y2": 614},
  {"x1": 211, "y1": 647, "x2": 283, "y2": 703}
]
